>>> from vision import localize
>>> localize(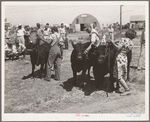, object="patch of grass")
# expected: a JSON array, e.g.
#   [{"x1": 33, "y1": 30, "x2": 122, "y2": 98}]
[{"x1": 4, "y1": 30, "x2": 145, "y2": 113}]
